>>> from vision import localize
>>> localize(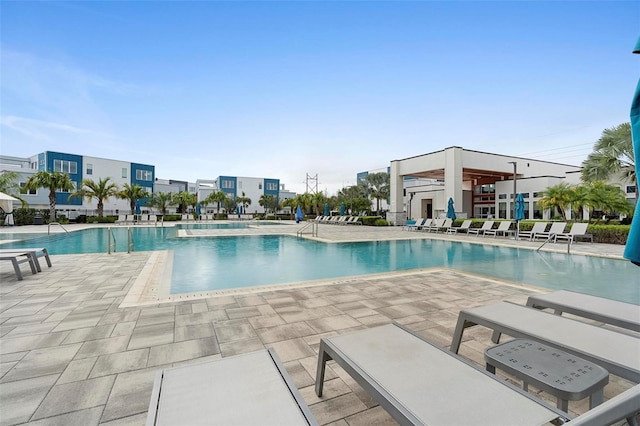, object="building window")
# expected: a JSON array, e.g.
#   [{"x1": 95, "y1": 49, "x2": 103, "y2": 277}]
[
  {"x1": 221, "y1": 180, "x2": 234, "y2": 189},
  {"x1": 627, "y1": 185, "x2": 637, "y2": 194},
  {"x1": 521, "y1": 193, "x2": 530, "y2": 198},
  {"x1": 54, "y1": 159, "x2": 77, "y2": 174},
  {"x1": 136, "y1": 170, "x2": 153, "y2": 181},
  {"x1": 266, "y1": 182, "x2": 278, "y2": 191},
  {"x1": 498, "y1": 194, "x2": 507, "y2": 200},
  {"x1": 259, "y1": 183, "x2": 263, "y2": 190},
  {"x1": 58, "y1": 182, "x2": 77, "y2": 193},
  {"x1": 498, "y1": 202, "x2": 507, "y2": 219},
  {"x1": 86, "y1": 164, "x2": 93, "y2": 175},
  {"x1": 122, "y1": 168, "x2": 128, "y2": 178},
  {"x1": 533, "y1": 192, "x2": 541, "y2": 198},
  {"x1": 19, "y1": 182, "x2": 37, "y2": 195}
]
